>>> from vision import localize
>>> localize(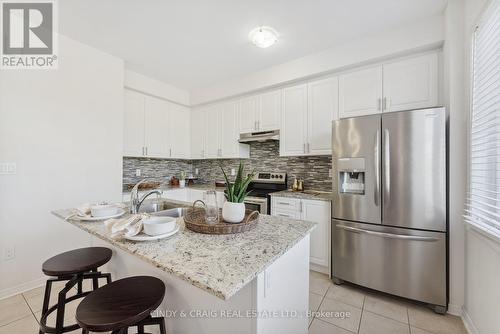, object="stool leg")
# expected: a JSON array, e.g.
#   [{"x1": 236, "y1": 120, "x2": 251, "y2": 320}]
[
  {"x1": 137, "y1": 324, "x2": 145, "y2": 333},
  {"x1": 91, "y1": 268, "x2": 99, "y2": 290},
  {"x1": 39, "y1": 280, "x2": 53, "y2": 334},
  {"x1": 55, "y1": 290, "x2": 66, "y2": 333},
  {"x1": 159, "y1": 318, "x2": 166, "y2": 334},
  {"x1": 77, "y1": 278, "x2": 83, "y2": 294},
  {"x1": 104, "y1": 272, "x2": 112, "y2": 284}
]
